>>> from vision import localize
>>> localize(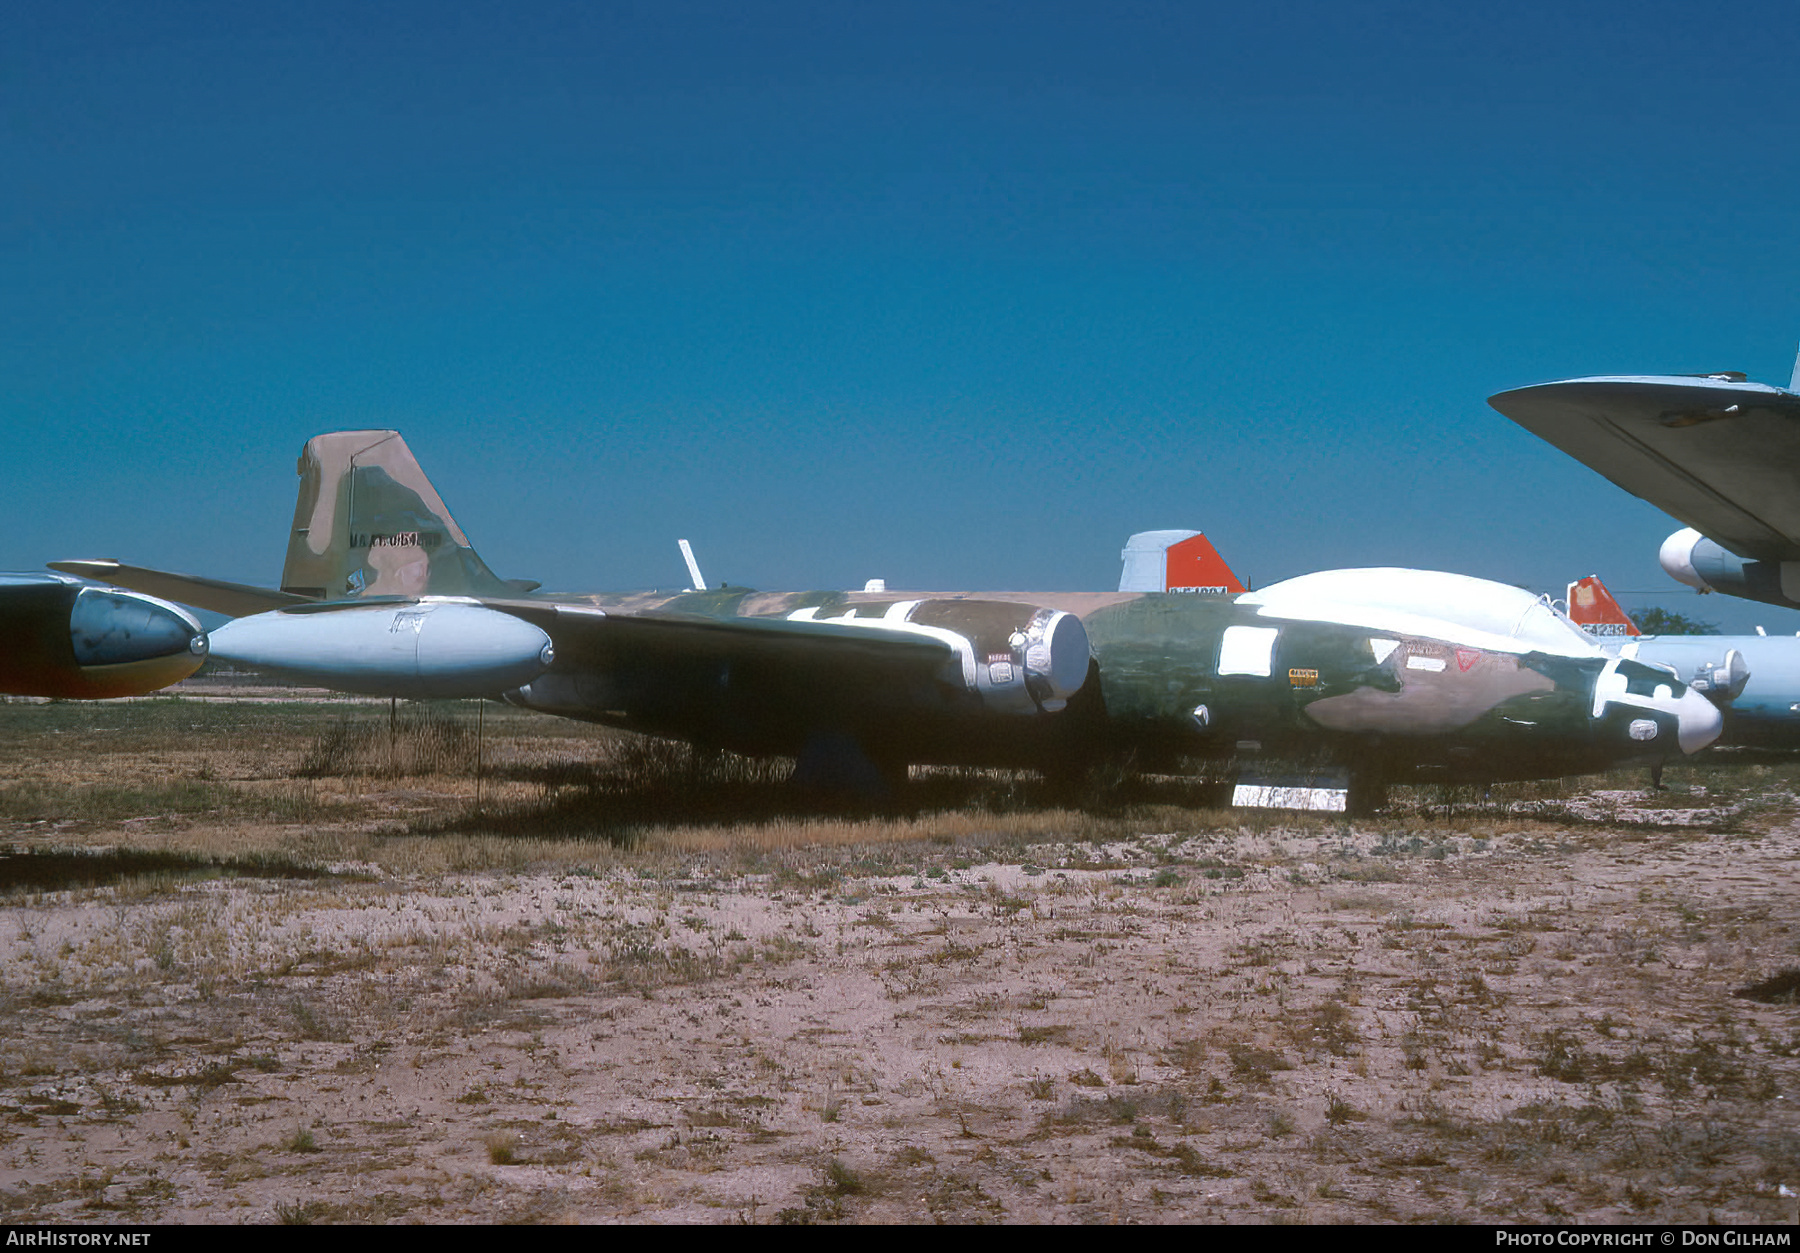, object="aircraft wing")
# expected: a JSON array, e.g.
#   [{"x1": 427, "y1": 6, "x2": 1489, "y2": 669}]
[
  {"x1": 490, "y1": 602, "x2": 967, "y2": 716},
  {"x1": 47, "y1": 560, "x2": 317, "y2": 618},
  {"x1": 193, "y1": 593, "x2": 971, "y2": 719},
  {"x1": 1489, "y1": 376, "x2": 1800, "y2": 562}
]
